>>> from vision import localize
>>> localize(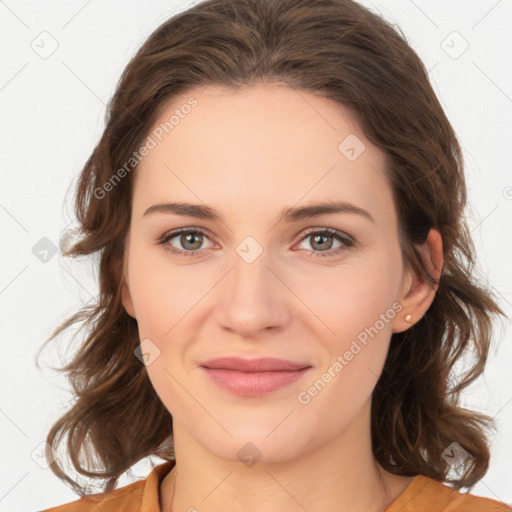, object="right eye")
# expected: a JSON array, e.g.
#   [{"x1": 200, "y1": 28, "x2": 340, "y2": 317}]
[{"x1": 158, "y1": 228, "x2": 216, "y2": 257}]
